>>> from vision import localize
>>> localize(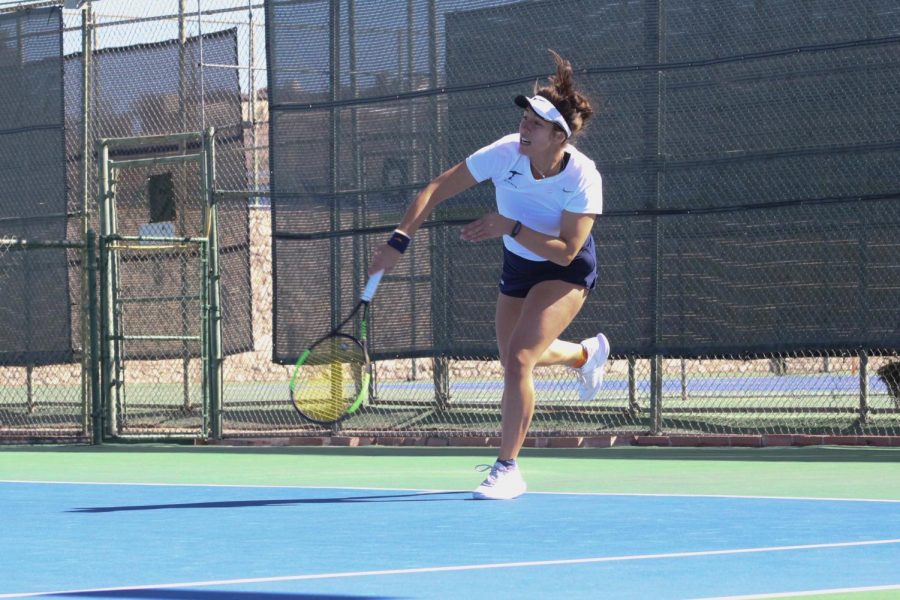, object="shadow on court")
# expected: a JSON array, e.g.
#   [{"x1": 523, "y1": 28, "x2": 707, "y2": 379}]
[
  {"x1": 50, "y1": 591, "x2": 398, "y2": 599},
  {"x1": 68, "y1": 491, "x2": 470, "y2": 512}
]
